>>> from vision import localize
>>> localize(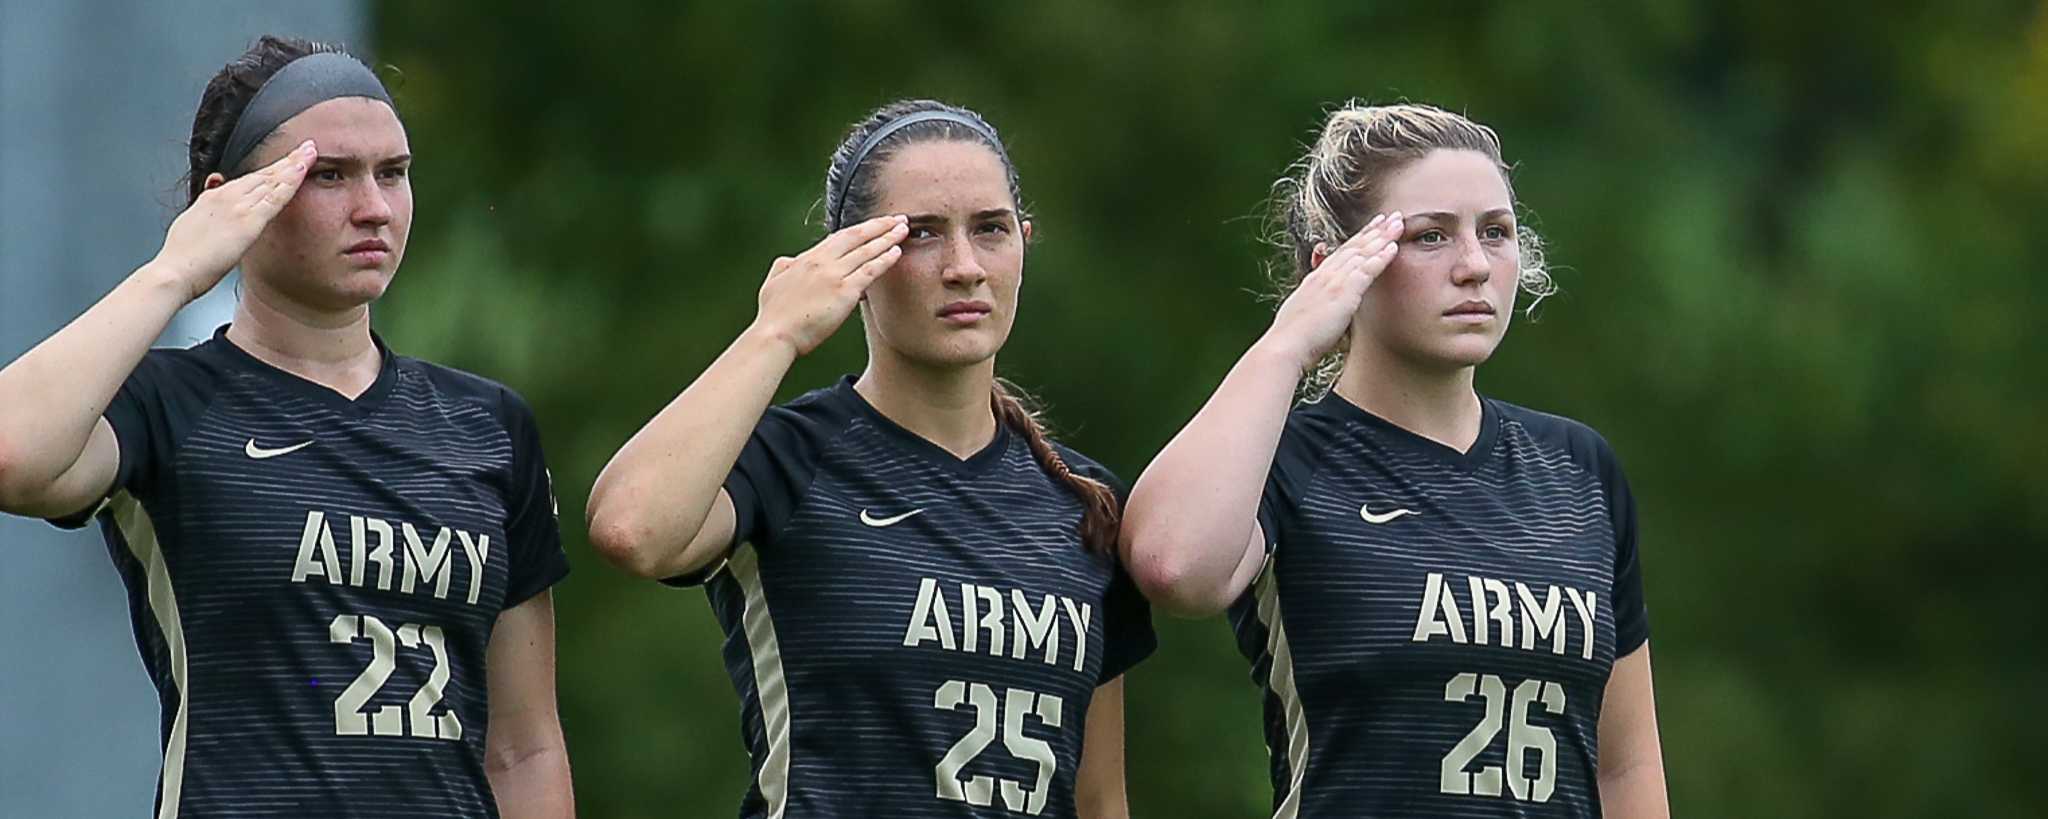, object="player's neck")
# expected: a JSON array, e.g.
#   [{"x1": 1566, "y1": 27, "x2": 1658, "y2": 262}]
[
  {"x1": 853, "y1": 355, "x2": 1000, "y2": 461},
  {"x1": 226, "y1": 282, "x2": 381, "y2": 400},
  {"x1": 1332, "y1": 343, "x2": 1483, "y2": 454}
]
